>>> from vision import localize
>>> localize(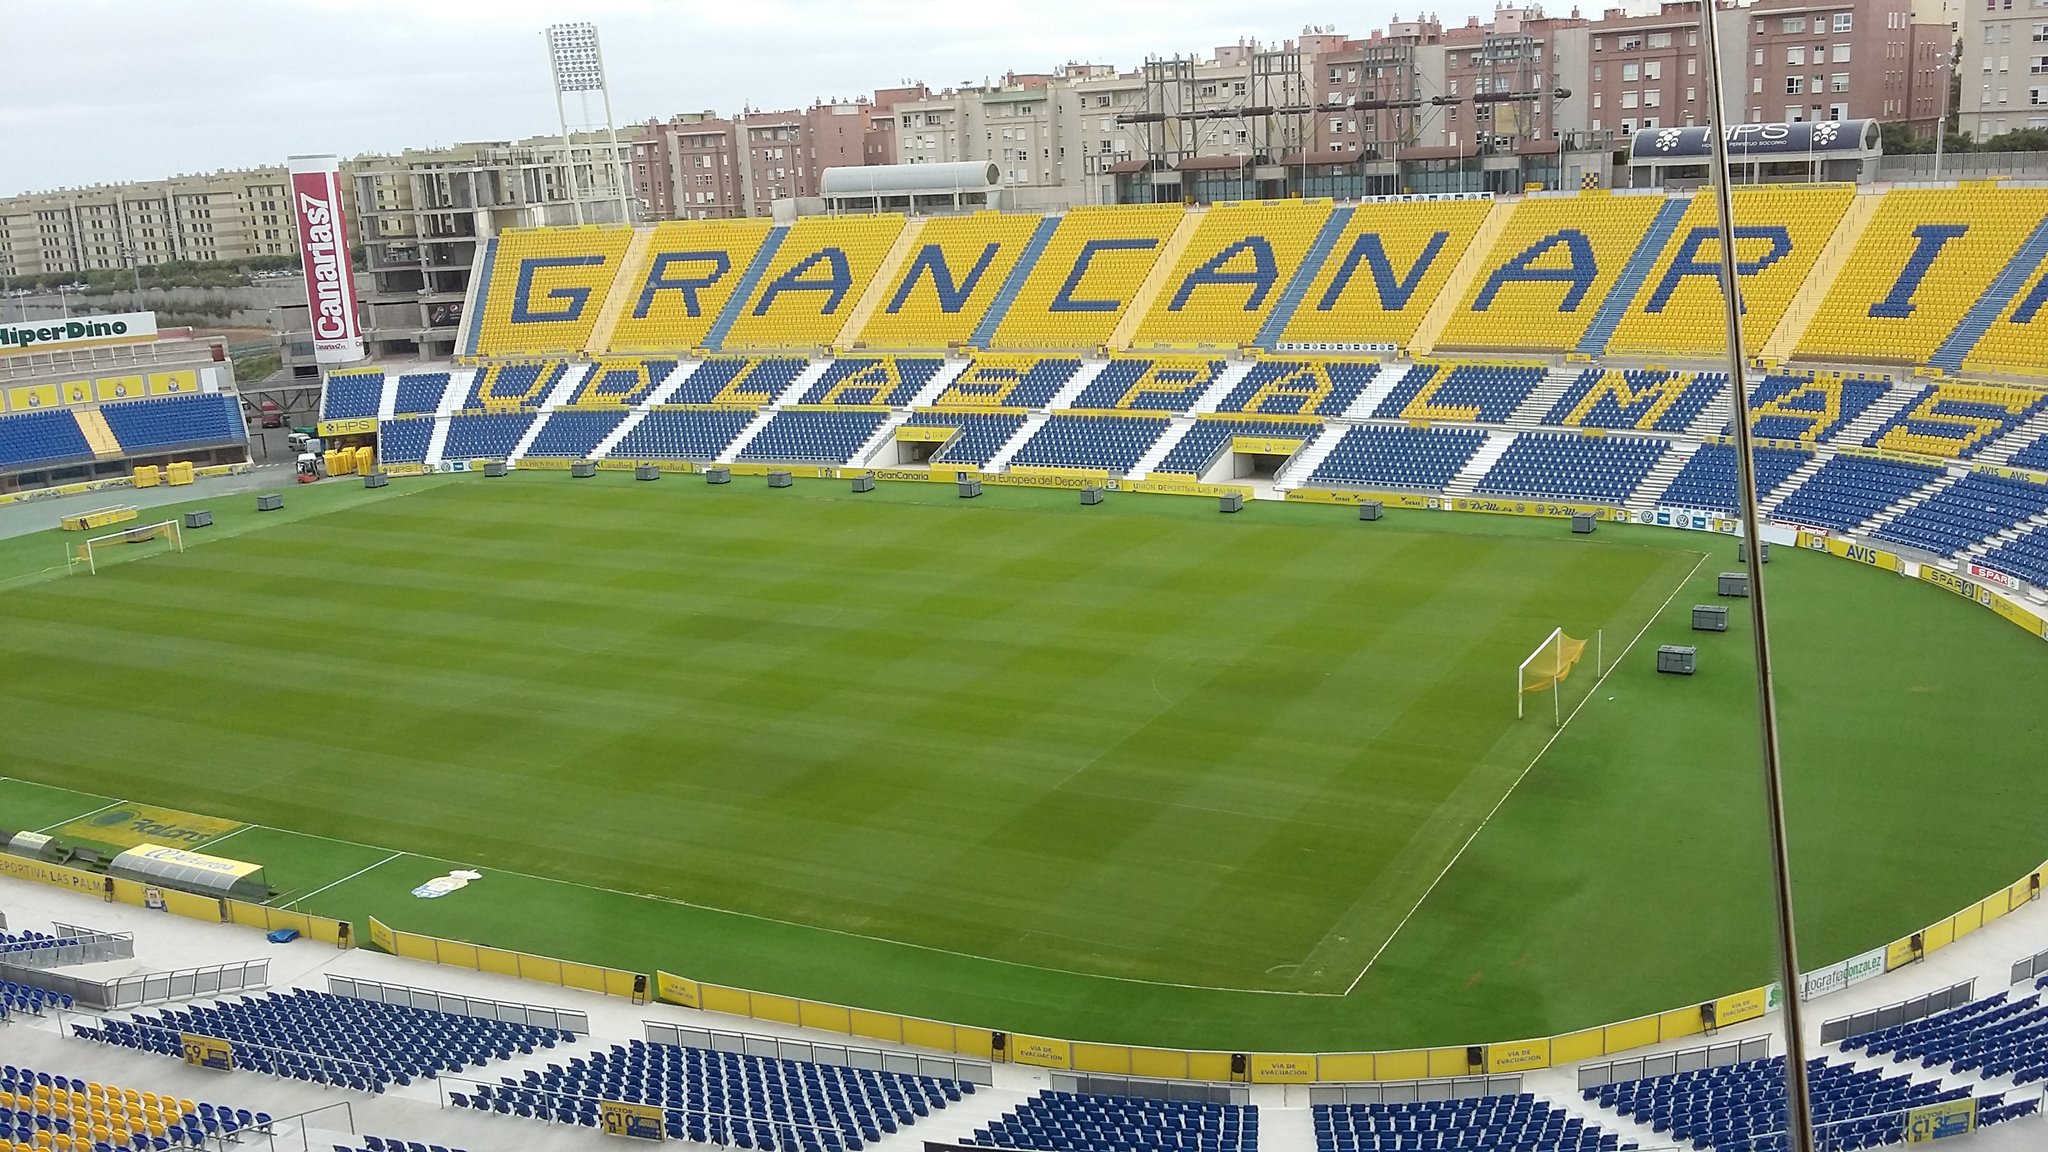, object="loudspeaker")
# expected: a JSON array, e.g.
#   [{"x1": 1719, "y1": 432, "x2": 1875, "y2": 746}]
[
  {"x1": 337, "y1": 921, "x2": 352, "y2": 948},
  {"x1": 634, "y1": 974, "x2": 648, "y2": 995},
  {"x1": 1230, "y1": 1054, "x2": 1247, "y2": 1075},
  {"x1": 1466, "y1": 1046, "x2": 1484, "y2": 1069},
  {"x1": 1700, "y1": 1002, "x2": 1717, "y2": 1028},
  {"x1": 1911, "y1": 932, "x2": 1924, "y2": 953},
  {"x1": 991, "y1": 1032, "x2": 1007, "y2": 1054},
  {"x1": 2032, "y1": 872, "x2": 2041, "y2": 895}
]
